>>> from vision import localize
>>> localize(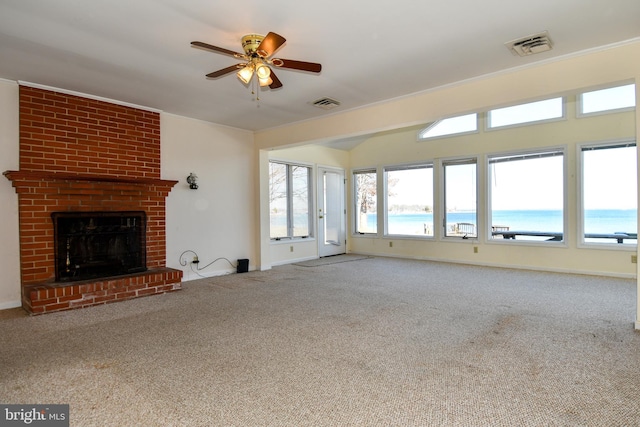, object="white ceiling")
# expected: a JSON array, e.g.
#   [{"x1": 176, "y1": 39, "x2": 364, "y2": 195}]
[{"x1": 1, "y1": 0, "x2": 639, "y2": 133}]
